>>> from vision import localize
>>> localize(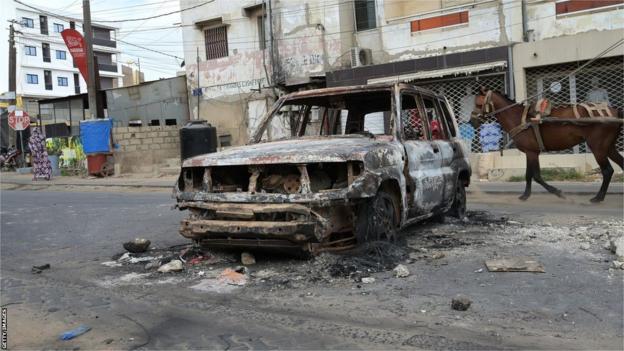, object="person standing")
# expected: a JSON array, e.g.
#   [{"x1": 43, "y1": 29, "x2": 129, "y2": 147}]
[{"x1": 28, "y1": 127, "x2": 52, "y2": 181}]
